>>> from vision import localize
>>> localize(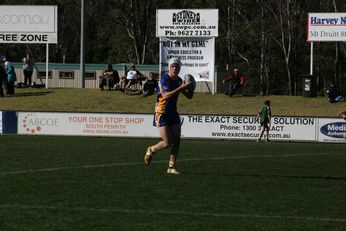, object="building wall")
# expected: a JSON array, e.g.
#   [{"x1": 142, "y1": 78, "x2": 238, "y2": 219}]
[{"x1": 12, "y1": 62, "x2": 225, "y2": 93}]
